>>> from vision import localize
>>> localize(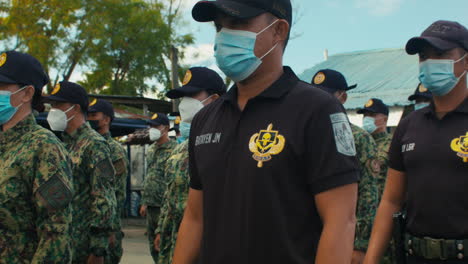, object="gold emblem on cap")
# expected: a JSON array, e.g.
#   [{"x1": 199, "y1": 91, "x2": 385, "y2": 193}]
[
  {"x1": 151, "y1": 113, "x2": 158, "y2": 120},
  {"x1": 175, "y1": 116, "x2": 181, "y2": 125},
  {"x1": 51, "y1": 83, "x2": 61, "y2": 95},
  {"x1": 418, "y1": 84, "x2": 428, "y2": 93},
  {"x1": 0, "y1": 53, "x2": 6, "y2": 67},
  {"x1": 182, "y1": 70, "x2": 192, "y2": 86},
  {"x1": 365, "y1": 99, "x2": 374, "y2": 108},
  {"x1": 89, "y1": 98, "x2": 97, "y2": 107},
  {"x1": 314, "y1": 72, "x2": 326, "y2": 85}
]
